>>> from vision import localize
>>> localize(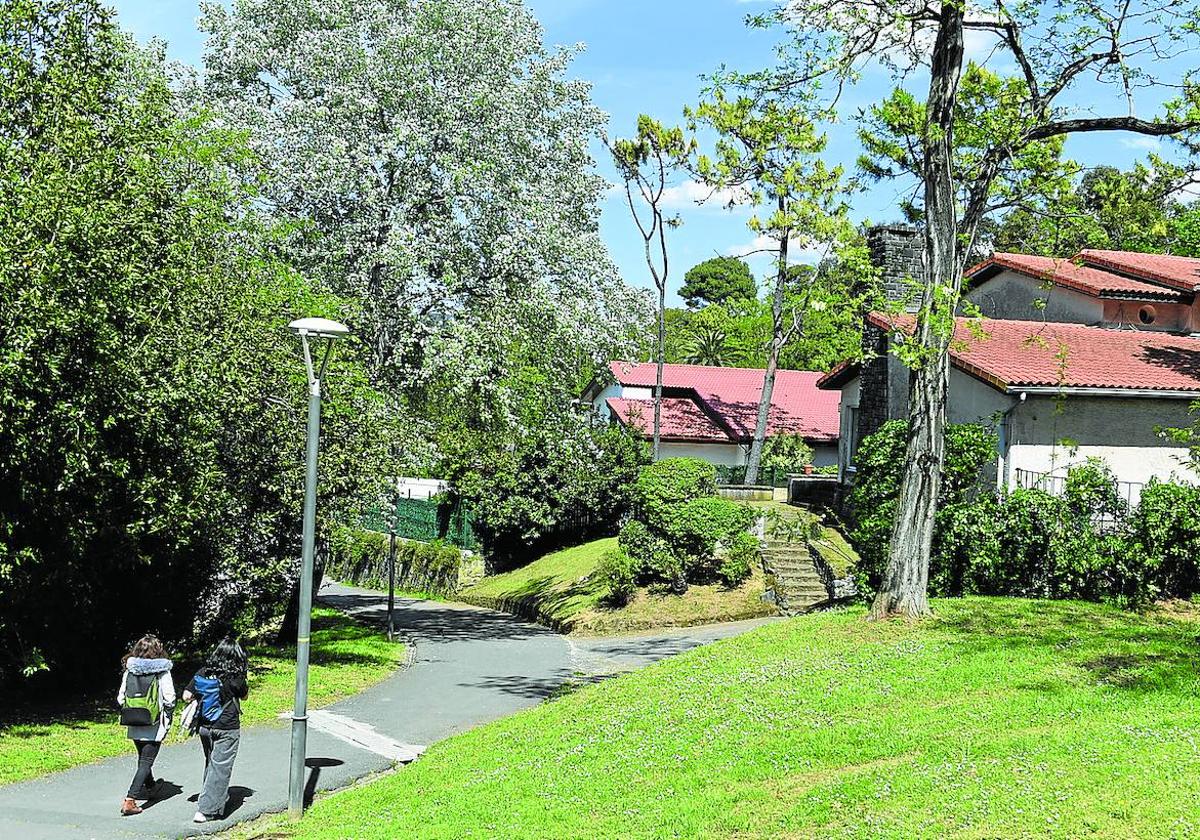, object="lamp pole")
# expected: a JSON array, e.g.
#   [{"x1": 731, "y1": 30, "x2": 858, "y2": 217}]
[
  {"x1": 387, "y1": 479, "x2": 398, "y2": 641},
  {"x1": 287, "y1": 317, "x2": 349, "y2": 819}
]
